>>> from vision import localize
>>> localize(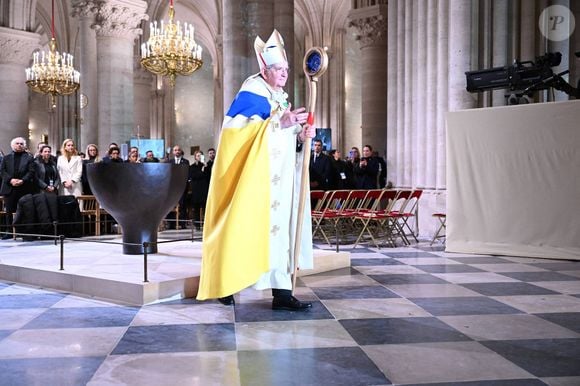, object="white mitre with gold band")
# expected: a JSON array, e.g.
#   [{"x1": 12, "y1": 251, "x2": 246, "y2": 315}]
[{"x1": 254, "y1": 29, "x2": 288, "y2": 70}]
